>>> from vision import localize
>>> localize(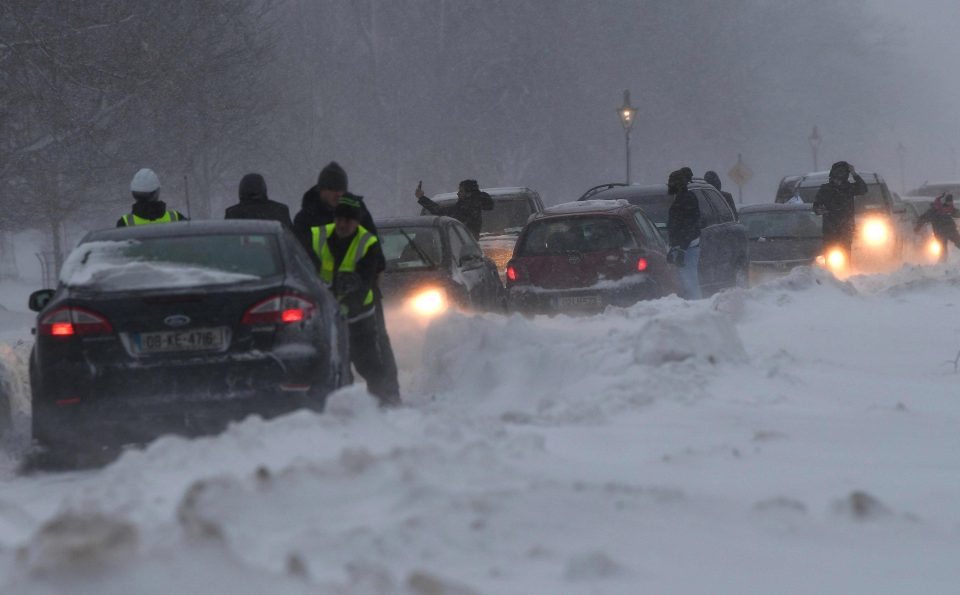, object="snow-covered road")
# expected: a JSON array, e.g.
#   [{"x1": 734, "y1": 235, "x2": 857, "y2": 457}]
[{"x1": 1, "y1": 265, "x2": 959, "y2": 594}]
